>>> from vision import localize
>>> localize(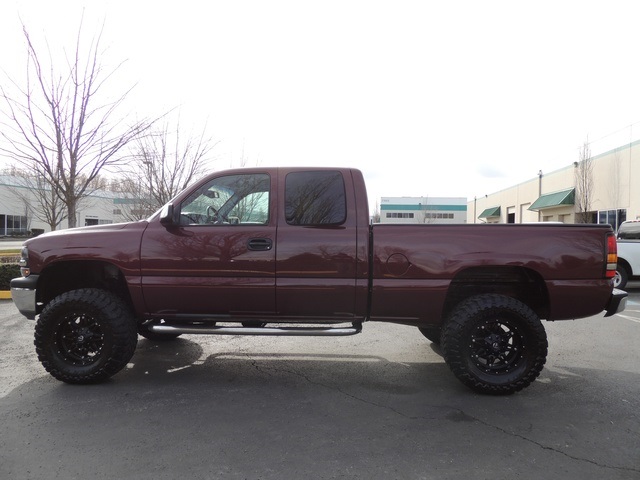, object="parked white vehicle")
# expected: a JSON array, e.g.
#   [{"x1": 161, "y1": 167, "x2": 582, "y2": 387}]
[{"x1": 615, "y1": 220, "x2": 640, "y2": 289}]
